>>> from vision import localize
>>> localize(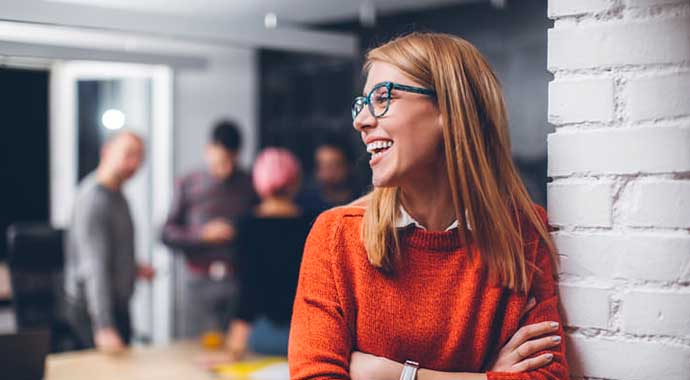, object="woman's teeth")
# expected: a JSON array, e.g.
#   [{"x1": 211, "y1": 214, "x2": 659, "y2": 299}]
[{"x1": 366, "y1": 140, "x2": 393, "y2": 158}]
